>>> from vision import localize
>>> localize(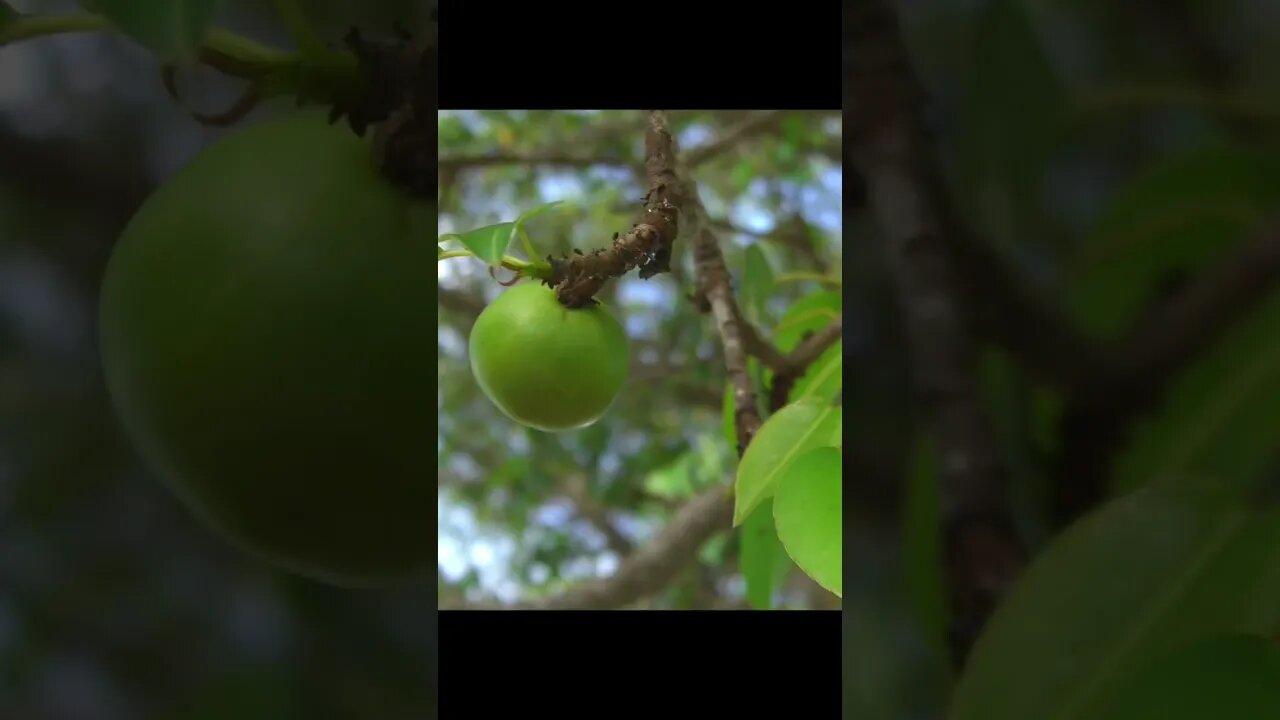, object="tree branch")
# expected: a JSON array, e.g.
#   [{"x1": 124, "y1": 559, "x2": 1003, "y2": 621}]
[
  {"x1": 739, "y1": 322, "x2": 791, "y2": 373},
  {"x1": 1115, "y1": 217, "x2": 1280, "y2": 382},
  {"x1": 441, "y1": 485, "x2": 734, "y2": 610},
  {"x1": 764, "y1": 317, "x2": 843, "y2": 411},
  {"x1": 848, "y1": 0, "x2": 1025, "y2": 668},
  {"x1": 683, "y1": 187, "x2": 765, "y2": 453},
  {"x1": 563, "y1": 475, "x2": 634, "y2": 557},
  {"x1": 1050, "y1": 216, "x2": 1280, "y2": 526},
  {"x1": 543, "y1": 112, "x2": 682, "y2": 307},
  {"x1": 951, "y1": 232, "x2": 1109, "y2": 392},
  {"x1": 436, "y1": 286, "x2": 486, "y2": 320},
  {"x1": 1121, "y1": 0, "x2": 1261, "y2": 138},
  {"x1": 682, "y1": 110, "x2": 786, "y2": 167},
  {"x1": 783, "y1": 317, "x2": 843, "y2": 373}
]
